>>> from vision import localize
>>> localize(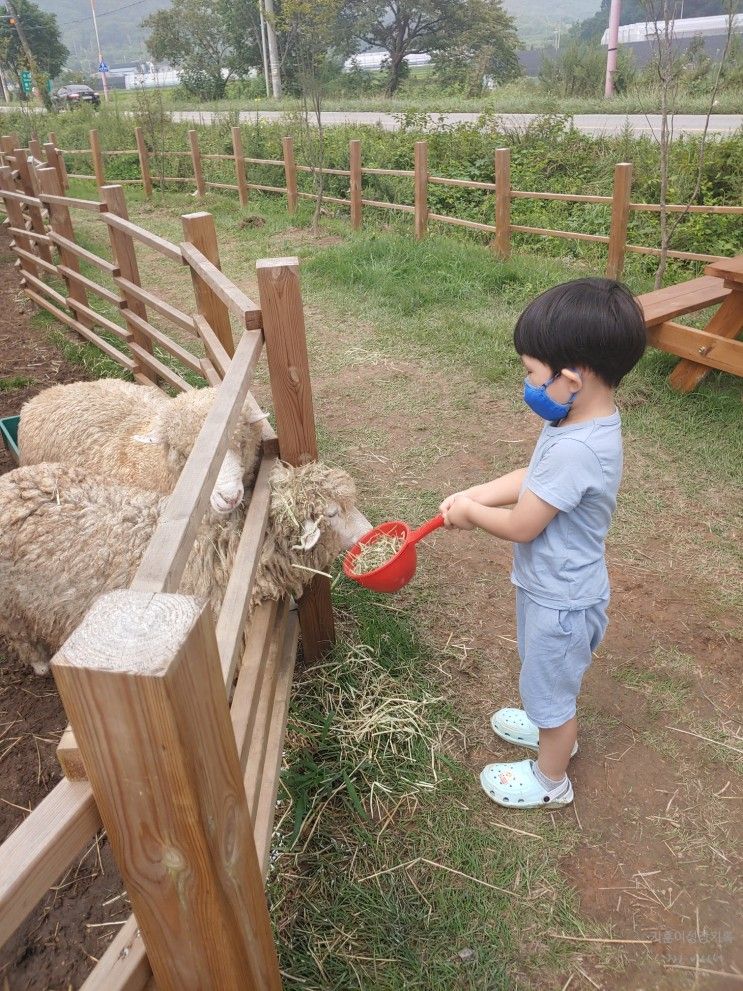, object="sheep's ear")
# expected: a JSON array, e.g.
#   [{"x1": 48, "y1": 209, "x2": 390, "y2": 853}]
[{"x1": 131, "y1": 430, "x2": 163, "y2": 446}]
